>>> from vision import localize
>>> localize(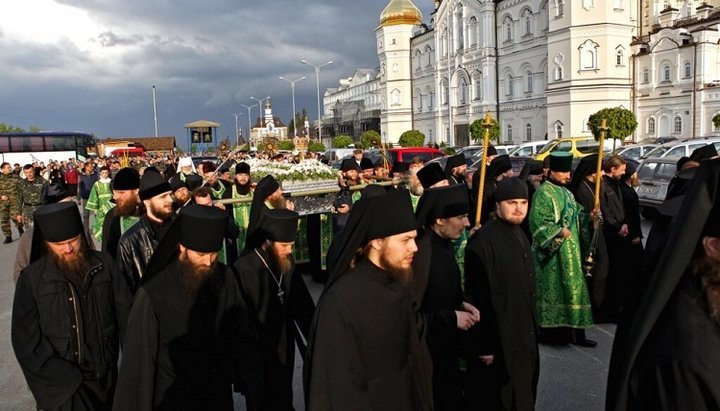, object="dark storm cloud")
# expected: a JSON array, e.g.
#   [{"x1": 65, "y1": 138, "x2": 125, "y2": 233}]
[{"x1": 1, "y1": 0, "x2": 434, "y2": 146}]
